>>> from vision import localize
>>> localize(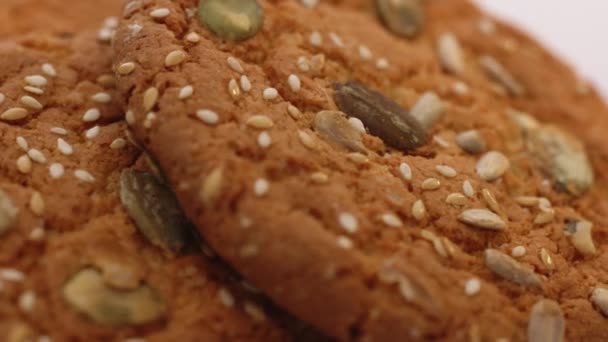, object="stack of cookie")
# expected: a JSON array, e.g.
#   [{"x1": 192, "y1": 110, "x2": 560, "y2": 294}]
[{"x1": 1, "y1": 0, "x2": 607, "y2": 341}]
